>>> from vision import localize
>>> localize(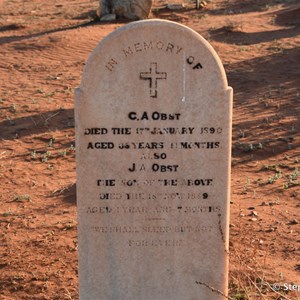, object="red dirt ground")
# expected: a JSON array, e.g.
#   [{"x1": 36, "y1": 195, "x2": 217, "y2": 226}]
[{"x1": 0, "y1": 0, "x2": 299, "y2": 299}]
